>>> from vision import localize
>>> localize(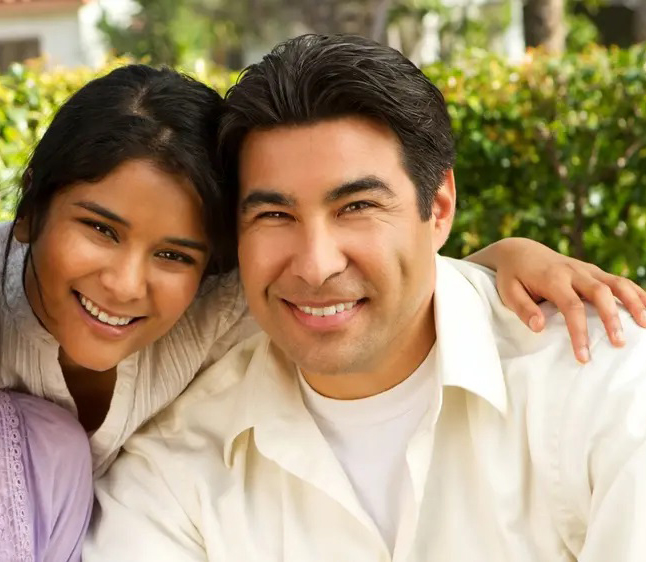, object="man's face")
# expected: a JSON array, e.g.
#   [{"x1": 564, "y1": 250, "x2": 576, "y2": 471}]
[{"x1": 237, "y1": 117, "x2": 454, "y2": 382}]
